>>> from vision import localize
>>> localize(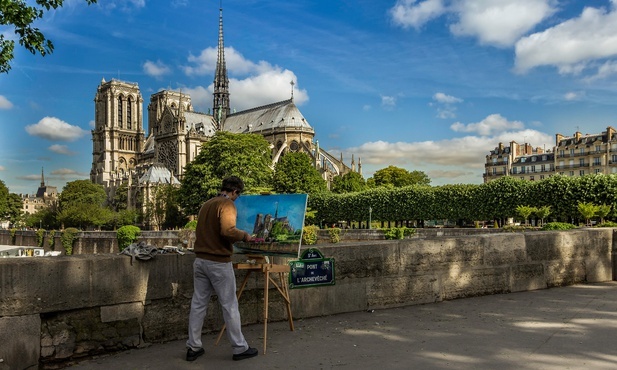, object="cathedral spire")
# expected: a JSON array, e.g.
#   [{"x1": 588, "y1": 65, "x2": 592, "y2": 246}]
[
  {"x1": 40, "y1": 167, "x2": 45, "y2": 187},
  {"x1": 213, "y1": 4, "x2": 230, "y2": 129}
]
